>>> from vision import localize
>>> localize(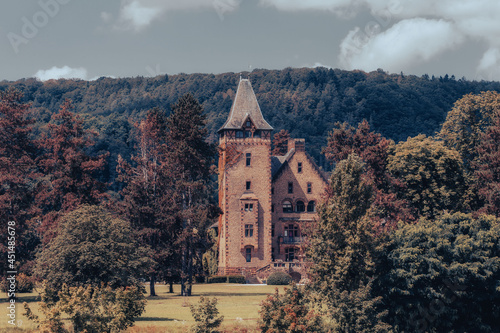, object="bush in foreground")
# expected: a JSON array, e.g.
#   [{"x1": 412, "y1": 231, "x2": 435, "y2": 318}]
[
  {"x1": 259, "y1": 284, "x2": 323, "y2": 333},
  {"x1": 266, "y1": 271, "x2": 292, "y2": 285},
  {"x1": 24, "y1": 283, "x2": 146, "y2": 333},
  {"x1": 190, "y1": 296, "x2": 224, "y2": 333}
]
